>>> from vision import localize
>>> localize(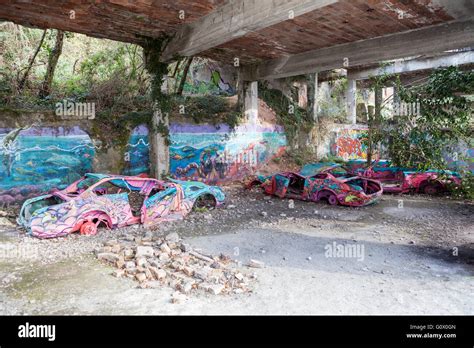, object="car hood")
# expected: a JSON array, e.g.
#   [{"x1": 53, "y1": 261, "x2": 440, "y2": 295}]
[{"x1": 17, "y1": 193, "x2": 66, "y2": 228}]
